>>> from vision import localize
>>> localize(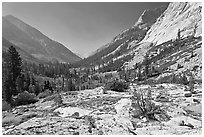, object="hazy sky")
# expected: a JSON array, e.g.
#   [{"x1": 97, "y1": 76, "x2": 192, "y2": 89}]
[{"x1": 2, "y1": 2, "x2": 169, "y2": 58}]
